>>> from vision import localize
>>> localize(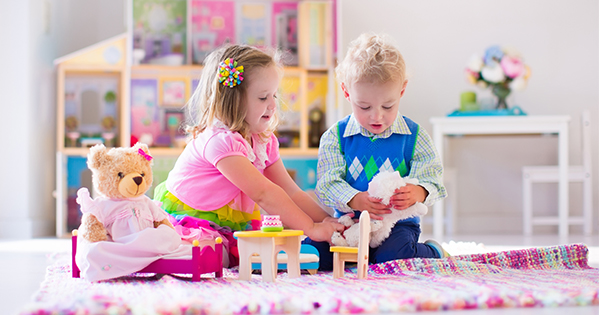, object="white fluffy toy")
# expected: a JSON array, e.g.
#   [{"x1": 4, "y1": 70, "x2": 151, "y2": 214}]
[{"x1": 331, "y1": 171, "x2": 428, "y2": 248}]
